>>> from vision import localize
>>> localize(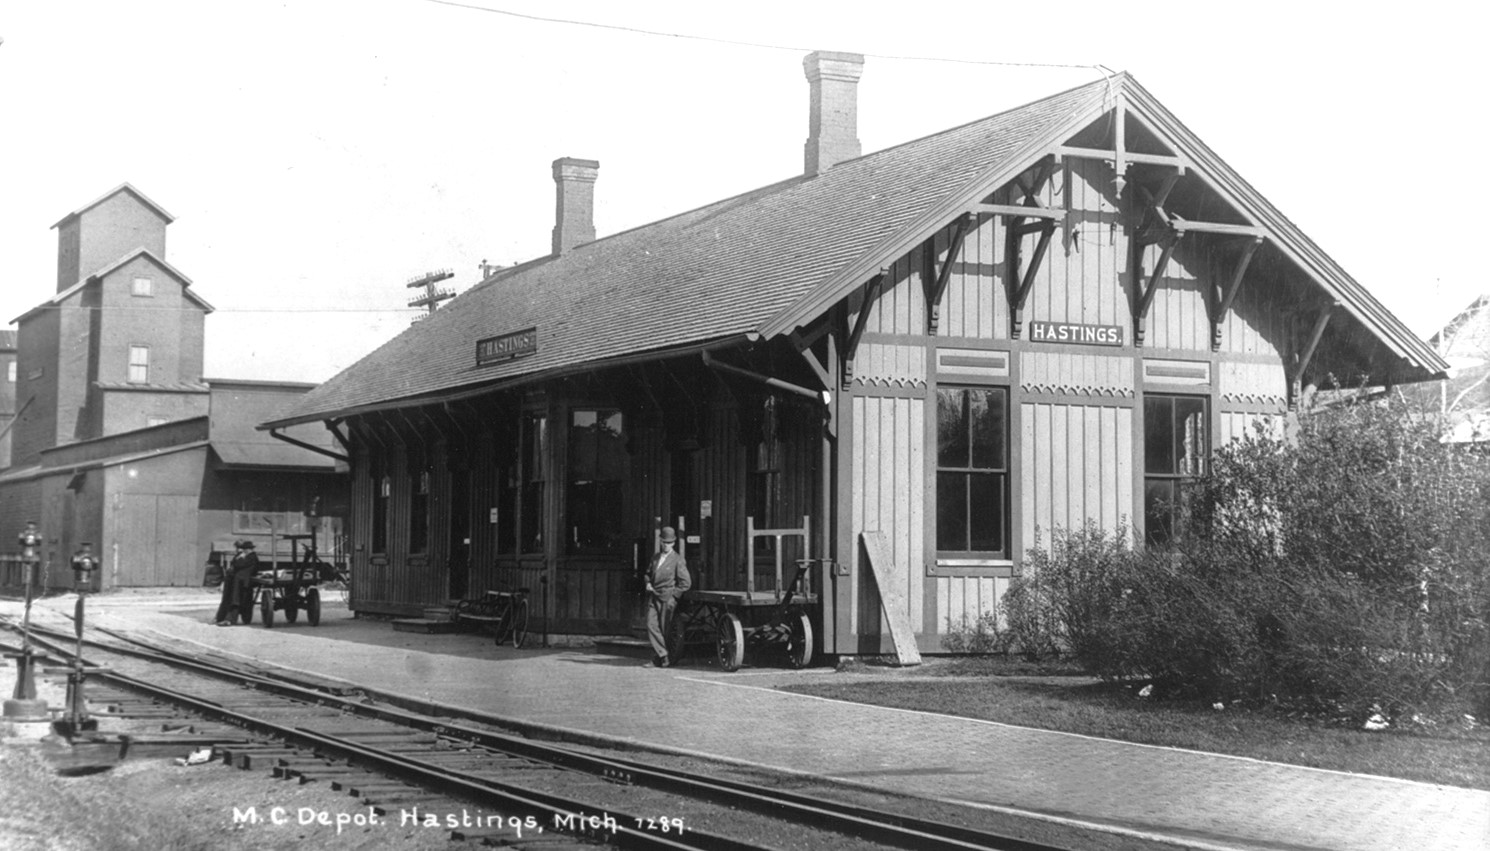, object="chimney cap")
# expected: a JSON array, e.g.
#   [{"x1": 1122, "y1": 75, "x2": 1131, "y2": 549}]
[
  {"x1": 552, "y1": 157, "x2": 600, "y2": 179},
  {"x1": 804, "y1": 51, "x2": 864, "y2": 81}
]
